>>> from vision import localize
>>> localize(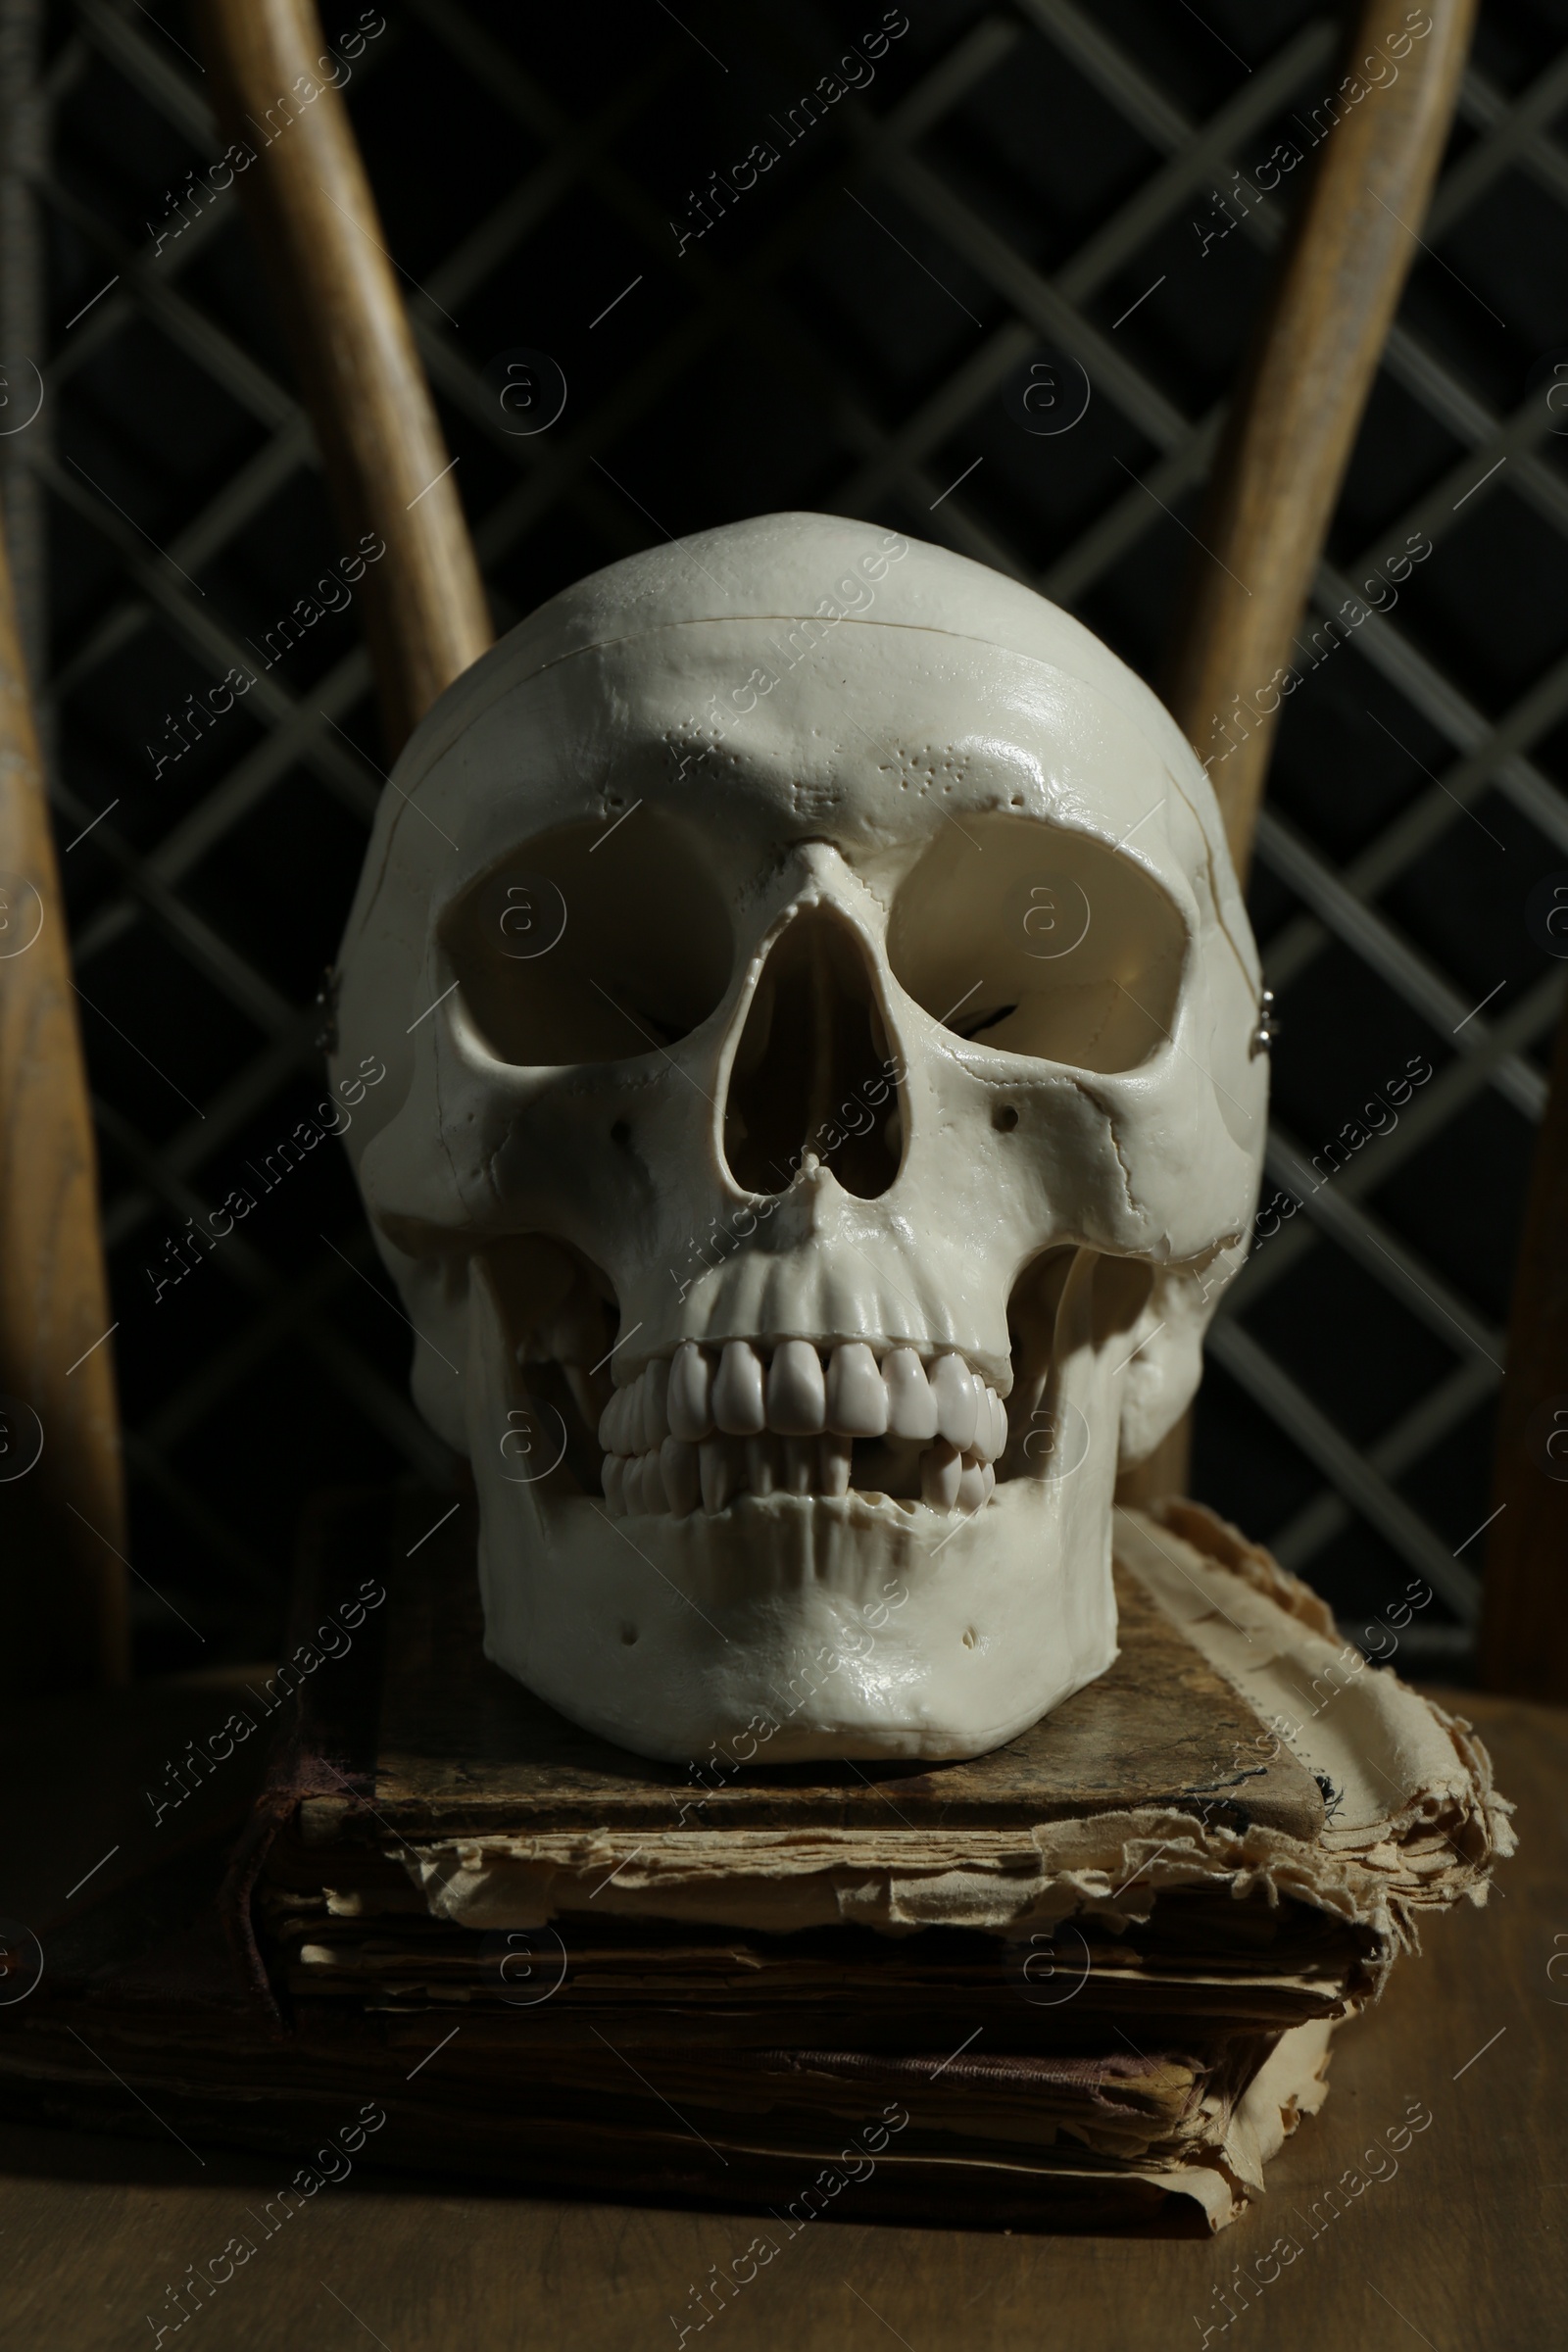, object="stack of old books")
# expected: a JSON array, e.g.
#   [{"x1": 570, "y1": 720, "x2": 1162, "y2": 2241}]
[{"x1": 0, "y1": 1491, "x2": 1510, "y2": 2231}]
